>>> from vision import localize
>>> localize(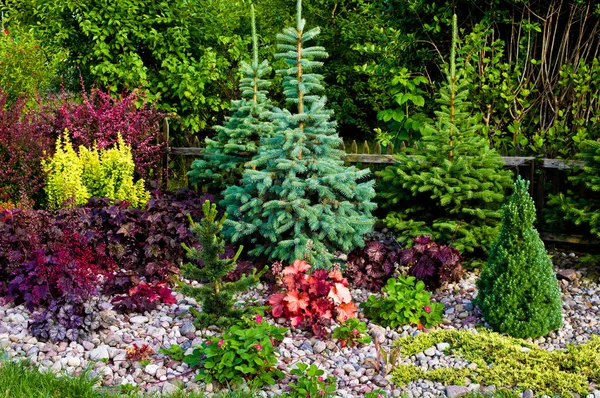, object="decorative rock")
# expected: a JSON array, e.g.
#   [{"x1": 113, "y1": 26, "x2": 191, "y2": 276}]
[
  {"x1": 436, "y1": 342, "x2": 450, "y2": 351},
  {"x1": 313, "y1": 340, "x2": 326, "y2": 354},
  {"x1": 144, "y1": 364, "x2": 159, "y2": 376},
  {"x1": 180, "y1": 322, "x2": 196, "y2": 335},
  {"x1": 129, "y1": 316, "x2": 149, "y2": 324},
  {"x1": 89, "y1": 345, "x2": 110, "y2": 361},
  {"x1": 557, "y1": 269, "x2": 578, "y2": 281},
  {"x1": 424, "y1": 347, "x2": 436, "y2": 356},
  {"x1": 67, "y1": 356, "x2": 81, "y2": 367},
  {"x1": 446, "y1": 385, "x2": 470, "y2": 398}
]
